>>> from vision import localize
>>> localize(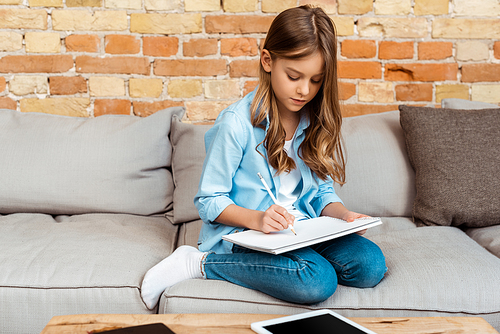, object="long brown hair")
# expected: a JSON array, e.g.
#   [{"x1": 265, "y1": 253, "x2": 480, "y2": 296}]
[{"x1": 250, "y1": 5, "x2": 345, "y2": 184}]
